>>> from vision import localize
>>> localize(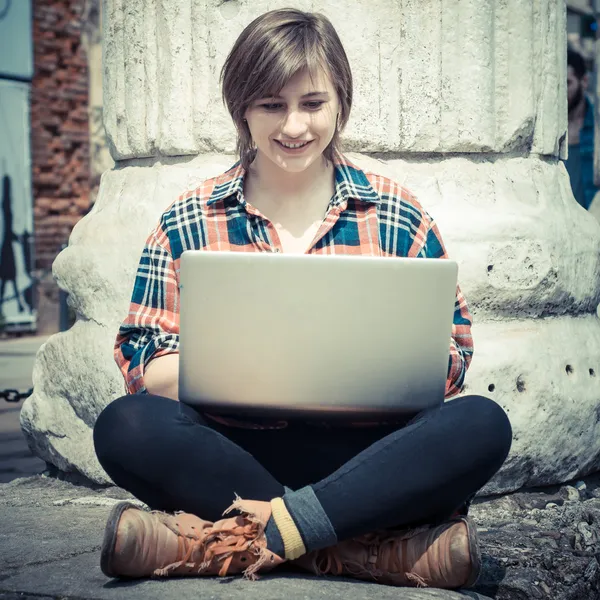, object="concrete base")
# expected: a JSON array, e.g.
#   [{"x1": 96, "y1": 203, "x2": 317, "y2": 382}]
[
  {"x1": 0, "y1": 477, "x2": 486, "y2": 600},
  {"x1": 2, "y1": 475, "x2": 600, "y2": 600}
]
